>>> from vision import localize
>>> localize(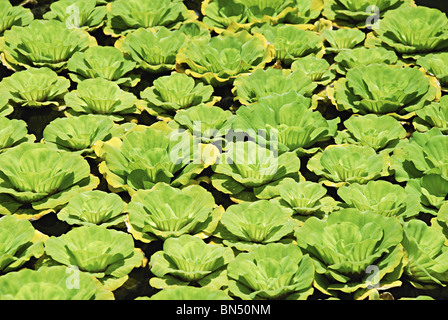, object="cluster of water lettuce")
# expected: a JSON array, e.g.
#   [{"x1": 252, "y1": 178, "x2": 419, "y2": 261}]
[{"x1": 0, "y1": 0, "x2": 447, "y2": 301}]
